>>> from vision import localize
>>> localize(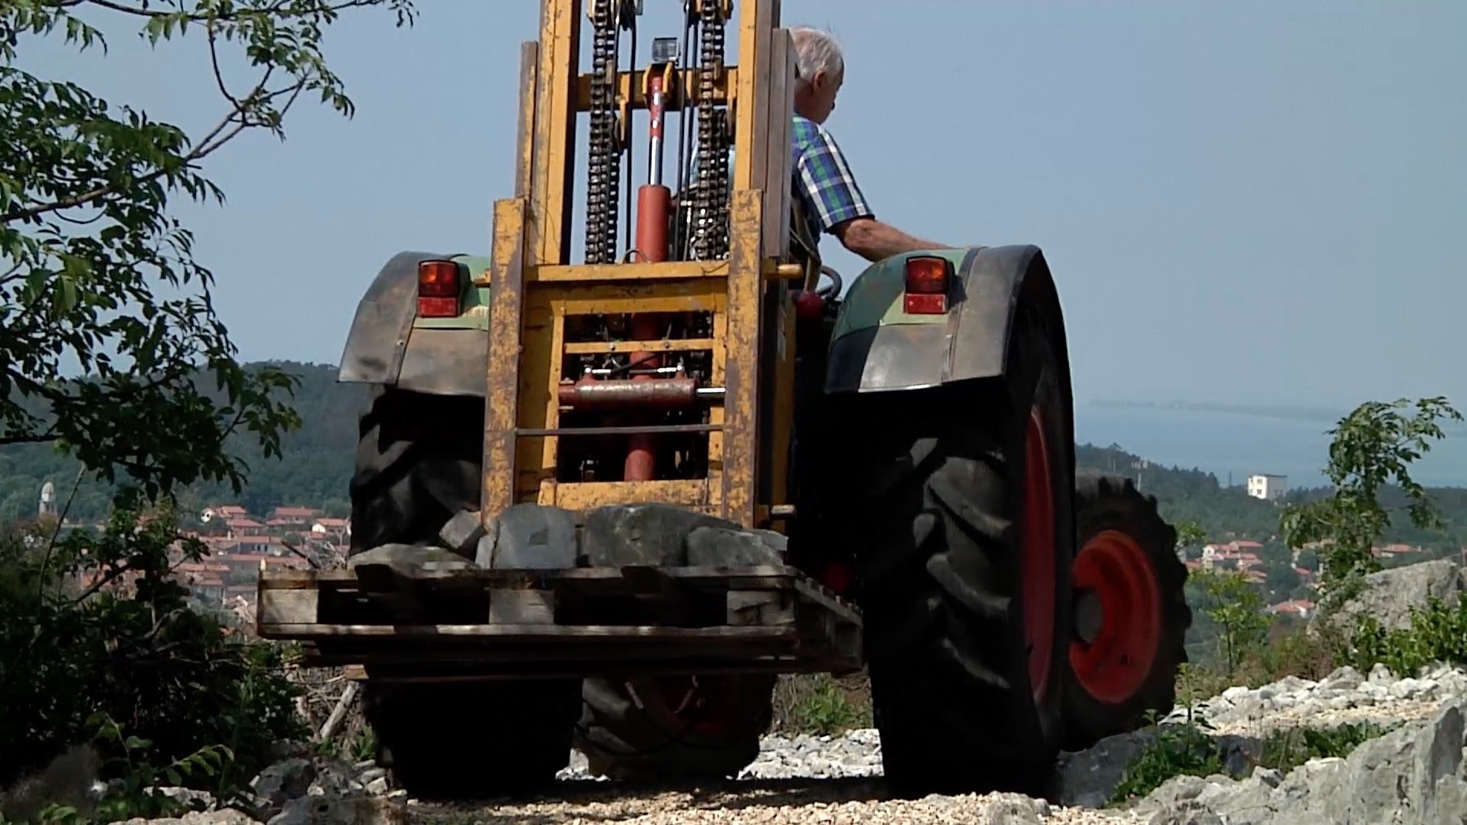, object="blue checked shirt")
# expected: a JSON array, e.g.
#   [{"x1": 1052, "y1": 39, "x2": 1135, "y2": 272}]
[{"x1": 791, "y1": 114, "x2": 875, "y2": 238}]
